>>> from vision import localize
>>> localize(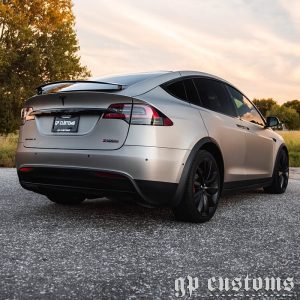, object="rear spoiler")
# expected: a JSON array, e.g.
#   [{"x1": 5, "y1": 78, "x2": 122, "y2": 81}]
[
  {"x1": 30, "y1": 108, "x2": 111, "y2": 116},
  {"x1": 36, "y1": 80, "x2": 124, "y2": 95}
]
